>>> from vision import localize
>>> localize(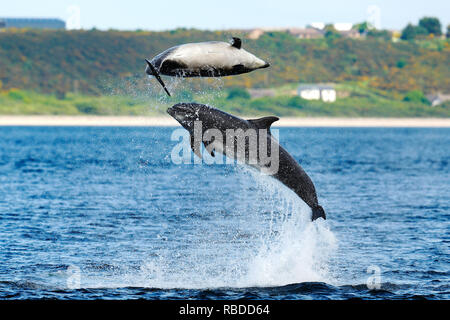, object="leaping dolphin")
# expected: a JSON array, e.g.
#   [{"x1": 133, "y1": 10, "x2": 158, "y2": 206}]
[
  {"x1": 145, "y1": 37, "x2": 270, "y2": 96},
  {"x1": 167, "y1": 103, "x2": 326, "y2": 221}
]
